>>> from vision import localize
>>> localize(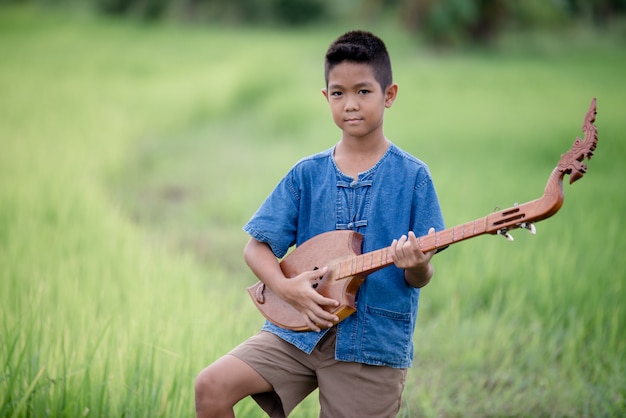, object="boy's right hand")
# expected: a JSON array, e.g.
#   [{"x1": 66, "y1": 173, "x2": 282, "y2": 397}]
[{"x1": 274, "y1": 266, "x2": 340, "y2": 332}]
